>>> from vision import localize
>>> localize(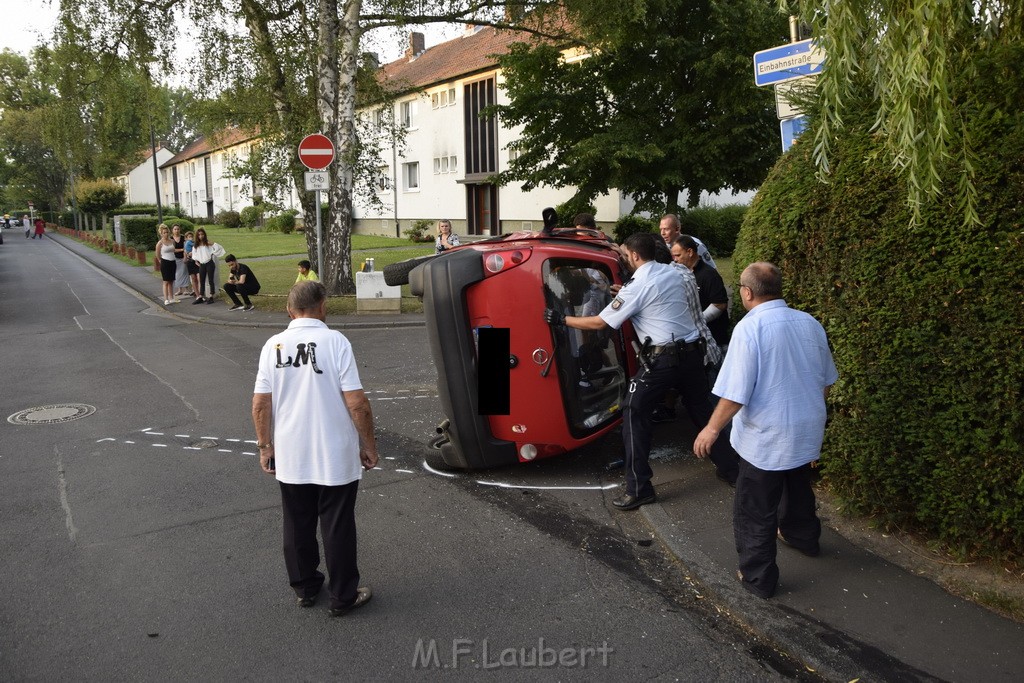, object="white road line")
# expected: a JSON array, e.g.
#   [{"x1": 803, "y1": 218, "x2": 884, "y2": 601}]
[
  {"x1": 384, "y1": 456, "x2": 396, "y2": 460},
  {"x1": 184, "y1": 446, "x2": 201, "y2": 450},
  {"x1": 476, "y1": 481, "x2": 620, "y2": 491},
  {"x1": 226, "y1": 439, "x2": 240, "y2": 442},
  {"x1": 422, "y1": 460, "x2": 457, "y2": 478},
  {"x1": 96, "y1": 438, "x2": 115, "y2": 442},
  {"x1": 175, "y1": 434, "x2": 190, "y2": 438},
  {"x1": 200, "y1": 436, "x2": 218, "y2": 440},
  {"x1": 149, "y1": 432, "x2": 164, "y2": 436},
  {"x1": 242, "y1": 451, "x2": 256, "y2": 456},
  {"x1": 124, "y1": 440, "x2": 135, "y2": 444},
  {"x1": 217, "y1": 449, "x2": 232, "y2": 453},
  {"x1": 395, "y1": 469, "x2": 414, "y2": 474},
  {"x1": 153, "y1": 444, "x2": 168, "y2": 448}
]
